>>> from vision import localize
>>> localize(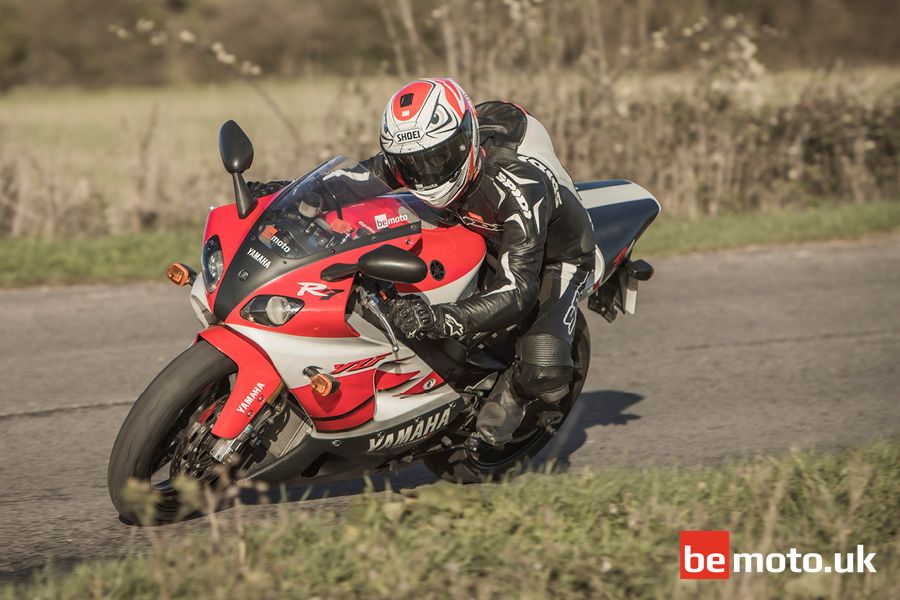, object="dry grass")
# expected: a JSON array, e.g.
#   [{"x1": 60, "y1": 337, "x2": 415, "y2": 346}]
[
  {"x1": 1, "y1": 3, "x2": 898, "y2": 238},
  {"x1": 4, "y1": 440, "x2": 899, "y2": 598},
  {"x1": 1, "y1": 67, "x2": 897, "y2": 238},
  {"x1": 0, "y1": 7, "x2": 900, "y2": 237}
]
